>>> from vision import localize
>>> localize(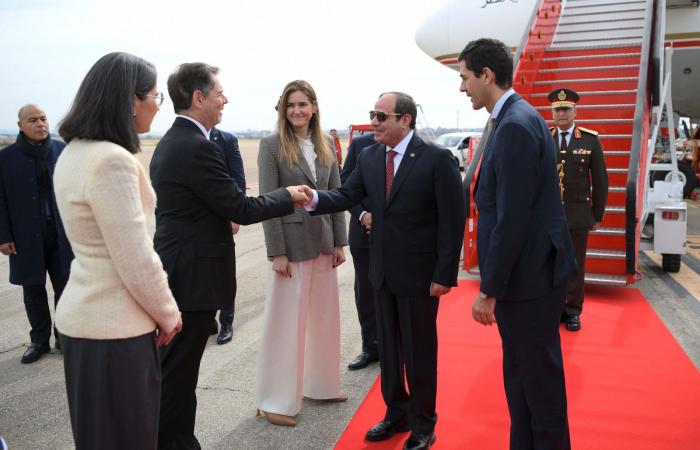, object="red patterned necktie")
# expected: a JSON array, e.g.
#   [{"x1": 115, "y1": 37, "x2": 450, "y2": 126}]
[{"x1": 385, "y1": 149, "x2": 397, "y2": 200}]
